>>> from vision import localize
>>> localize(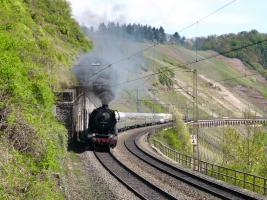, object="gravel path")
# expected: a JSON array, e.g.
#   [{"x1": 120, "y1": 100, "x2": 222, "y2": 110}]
[{"x1": 113, "y1": 128, "x2": 221, "y2": 200}]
